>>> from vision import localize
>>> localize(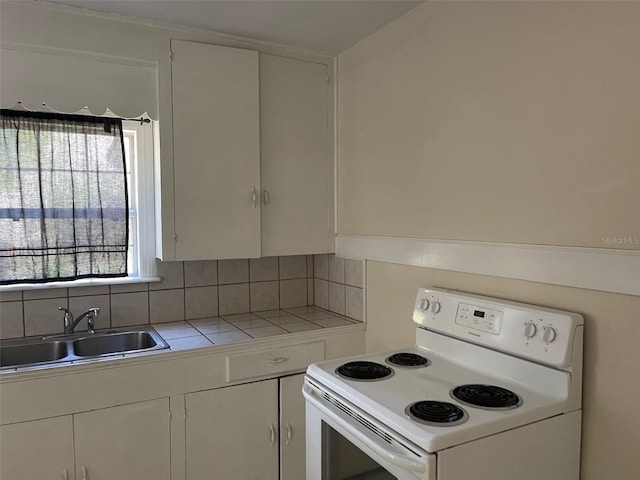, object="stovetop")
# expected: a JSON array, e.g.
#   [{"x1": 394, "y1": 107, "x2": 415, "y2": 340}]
[
  {"x1": 306, "y1": 342, "x2": 570, "y2": 452},
  {"x1": 306, "y1": 288, "x2": 583, "y2": 452}
]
